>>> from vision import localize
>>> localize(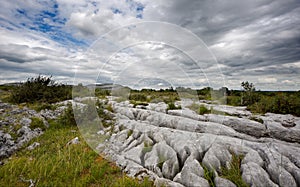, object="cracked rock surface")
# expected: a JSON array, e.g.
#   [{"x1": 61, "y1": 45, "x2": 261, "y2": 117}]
[
  {"x1": 0, "y1": 100, "x2": 65, "y2": 159},
  {"x1": 98, "y1": 100, "x2": 300, "y2": 187}
]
